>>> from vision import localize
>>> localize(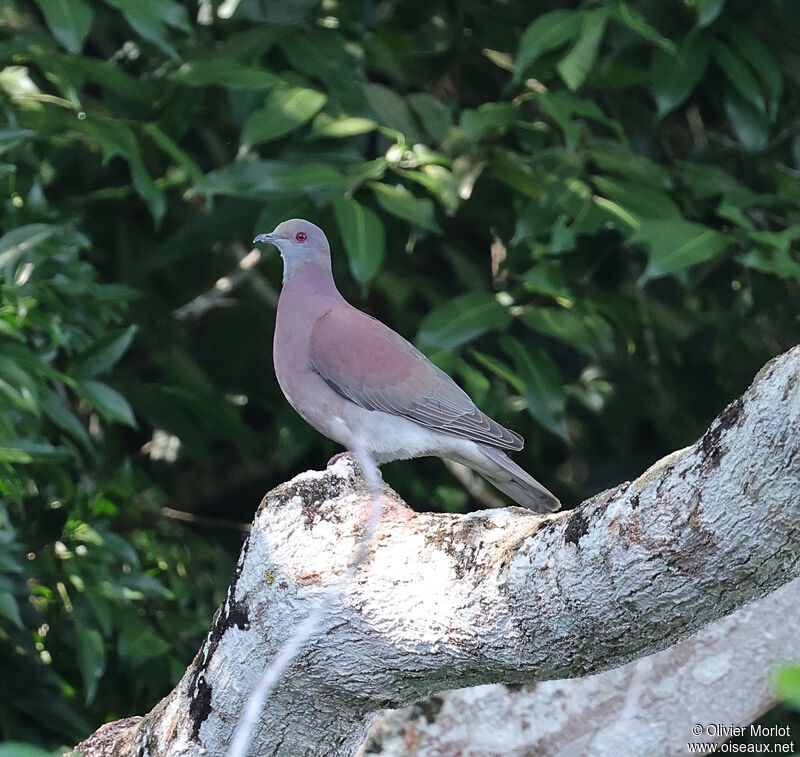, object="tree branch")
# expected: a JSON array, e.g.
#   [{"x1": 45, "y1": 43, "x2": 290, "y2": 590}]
[
  {"x1": 362, "y1": 576, "x2": 800, "y2": 755},
  {"x1": 74, "y1": 346, "x2": 800, "y2": 756}
]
